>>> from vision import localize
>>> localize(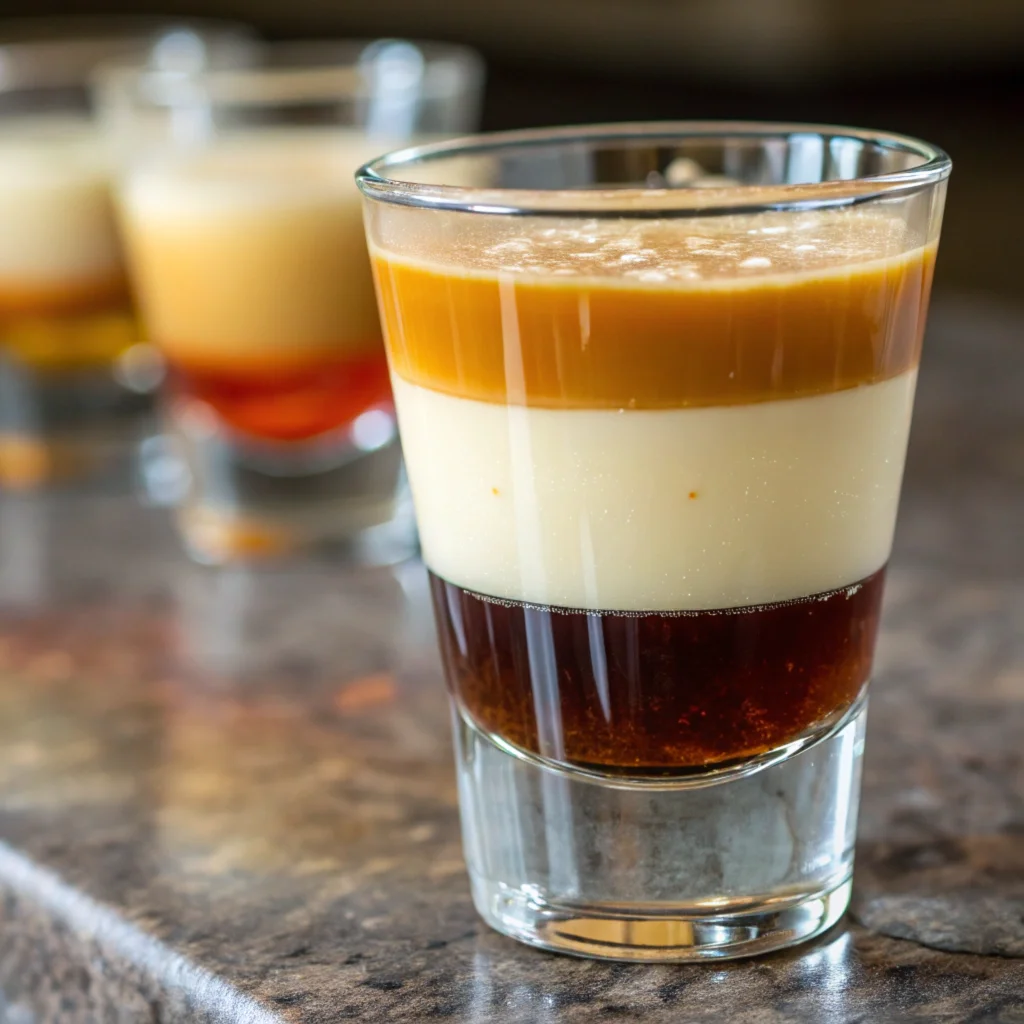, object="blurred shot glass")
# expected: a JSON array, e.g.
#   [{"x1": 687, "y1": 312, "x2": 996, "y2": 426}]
[
  {"x1": 97, "y1": 40, "x2": 484, "y2": 565},
  {"x1": 0, "y1": 20, "x2": 255, "y2": 489}
]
